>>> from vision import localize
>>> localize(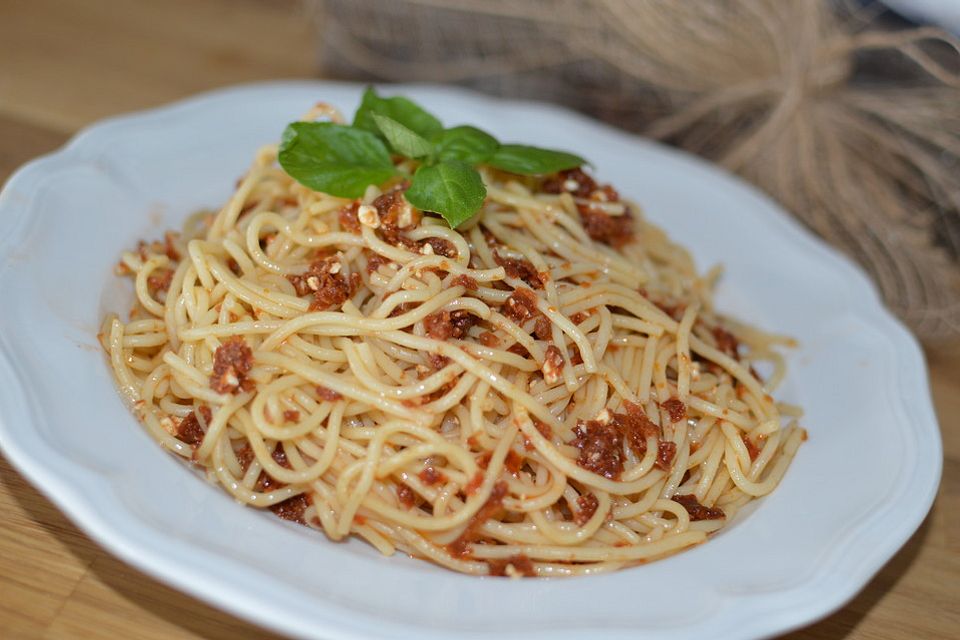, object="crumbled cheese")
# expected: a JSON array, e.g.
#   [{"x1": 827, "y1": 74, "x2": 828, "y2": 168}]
[
  {"x1": 159, "y1": 416, "x2": 178, "y2": 436},
  {"x1": 306, "y1": 275, "x2": 321, "y2": 291},
  {"x1": 420, "y1": 242, "x2": 434, "y2": 255},
  {"x1": 563, "y1": 179, "x2": 579, "y2": 192},
  {"x1": 398, "y1": 202, "x2": 414, "y2": 228},
  {"x1": 690, "y1": 362, "x2": 701, "y2": 381},
  {"x1": 357, "y1": 204, "x2": 380, "y2": 228},
  {"x1": 596, "y1": 409, "x2": 612, "y2": 425},
  {"x1": 542, "y1": 358, "x2": 562, "y2": 385},
  {"x1": 328, "y1": 261, "x2": 341, "y2": 274}
]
